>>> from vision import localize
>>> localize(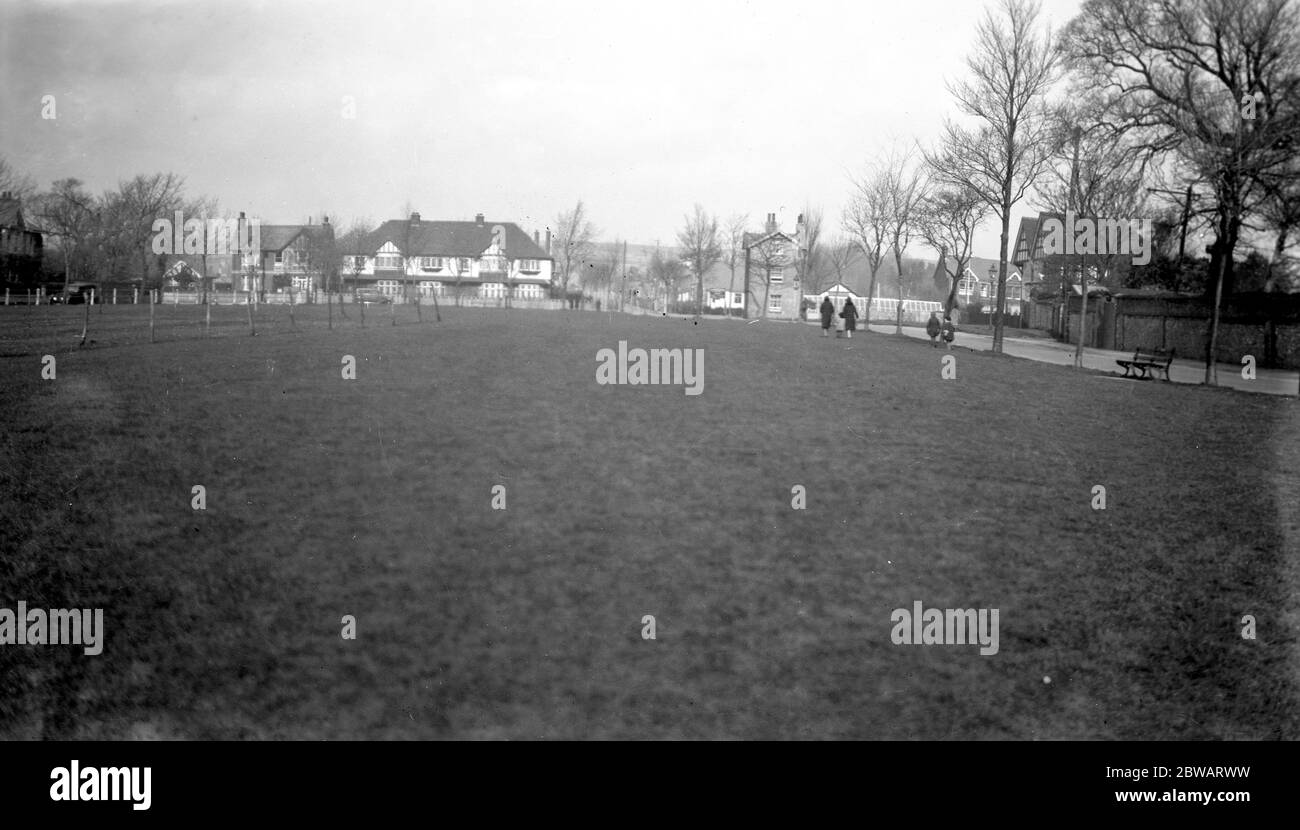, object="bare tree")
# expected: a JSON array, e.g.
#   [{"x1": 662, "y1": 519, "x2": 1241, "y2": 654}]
[
  {"x1": 678, "y1": 204, "x2": 723, "y2": 318},
  {"x1": 113, "y1": 173, "x2": 187, "y2": 292},
  {"x1": 721, "y1": 213, "x2": 749, "y2": 317},
  {"x1": 553, "y1": 200, "x2": 598, "y2": 296},
  {"x1": 1064, "y1": 0, "x2": 1300, "y2": 381},
  {"x1": 882, "y1": 151, "x2": 930, "y2": 333},
  {"x1": 843, "y1": 169, "x2": 891, "y2": 325},
  {"x1": 916, "y1": 186, "x2": 992, "y2": 321},
  {"x1": 925, "y1": 0, "x2": 1060, "y2": 353},
  {"x1": 335, "y1": 218, "x2": 374, "y2": 319},
  {"x1": 0, "y1": 156, "x2": 37, "y2": 203},
  {"x1": 825, "y1": 236, "x2": 859, "y2": 287},
  {"x1": 649, "y1": 249, "x2": 687, "y2": 313},
  {"x1": 32, "y1": 179, "x2": 98, "y2": 290},
  {"x1": 797, "y1": 207, "x2": 830, "y2": 299}
]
